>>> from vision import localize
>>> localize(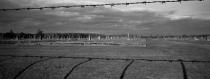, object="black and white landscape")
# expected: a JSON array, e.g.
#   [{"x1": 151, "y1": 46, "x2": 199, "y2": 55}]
[{"x1": 0, "y1": 0, "x2": 210, "y2": 79}]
